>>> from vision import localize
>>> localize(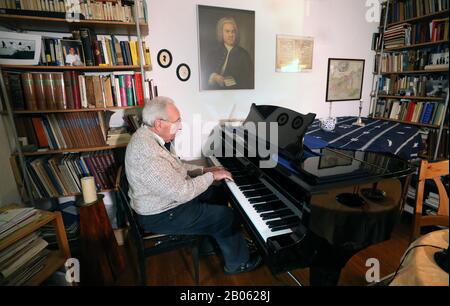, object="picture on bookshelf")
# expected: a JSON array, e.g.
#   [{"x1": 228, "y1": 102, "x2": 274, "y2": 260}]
[
  {"x1": 197, "y1": 5, "x2": 255, "y2": 90},
  {"x1": 61, "y1": 40, "x2": 85, "y2": 66},
  {"x1": 0, "y1": 31, "x2": 41, "y2": 65},
  {"x1": 326, "y1": 58, "x2": 365, "y2": 102}
]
